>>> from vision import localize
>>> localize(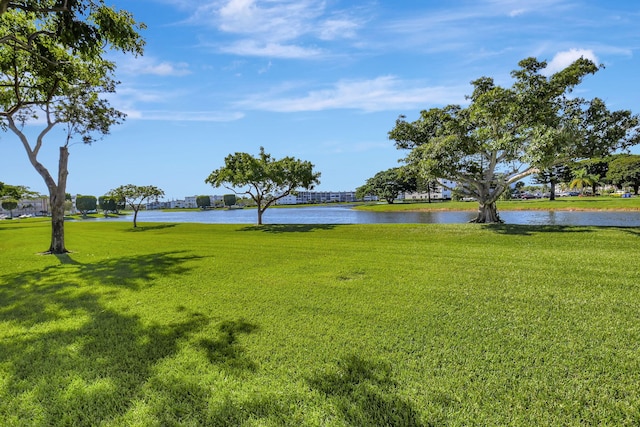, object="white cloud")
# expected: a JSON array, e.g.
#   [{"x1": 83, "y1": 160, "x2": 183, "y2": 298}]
[
  {"x1": 235, "y1": 76, "x2": 468, "y2": 112},
  {"x1": 186, "y1": 0, "x2": 363, "y2": 58},
  {"x1": 218, "y1": 40, "x2": 323, "y2": 58},
  {"x1": 545, "y1": 48, "x2": 599, "y2": 74},
  {"x1": 121, "y1": 56, "x2": 191, "y2": 76},
  {"x1": 125, "y1": 110, "x2": 245, "y2": 122}
]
